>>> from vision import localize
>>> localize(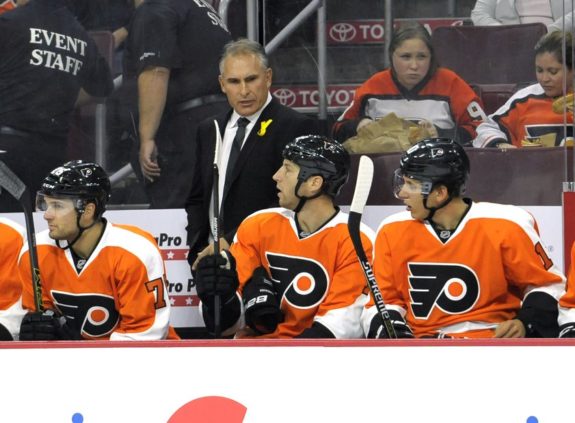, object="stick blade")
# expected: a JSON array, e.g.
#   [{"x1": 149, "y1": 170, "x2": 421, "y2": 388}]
[
  {"x1": 214, "y1": 120, "x2": 222, "y2": 166},
  {"x1": 349, "y1": 155, "x2": 374, "y2": 214},
  {"x1": 0, "y1": 160, "x2": 26, "y2": 201}
]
